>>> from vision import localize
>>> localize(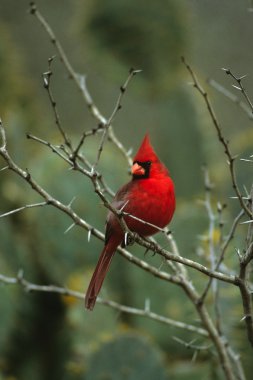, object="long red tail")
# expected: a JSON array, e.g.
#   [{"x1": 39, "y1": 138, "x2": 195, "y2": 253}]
[{"x1": 85, "y1": 237, "x2": 120, "y2": 310}]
